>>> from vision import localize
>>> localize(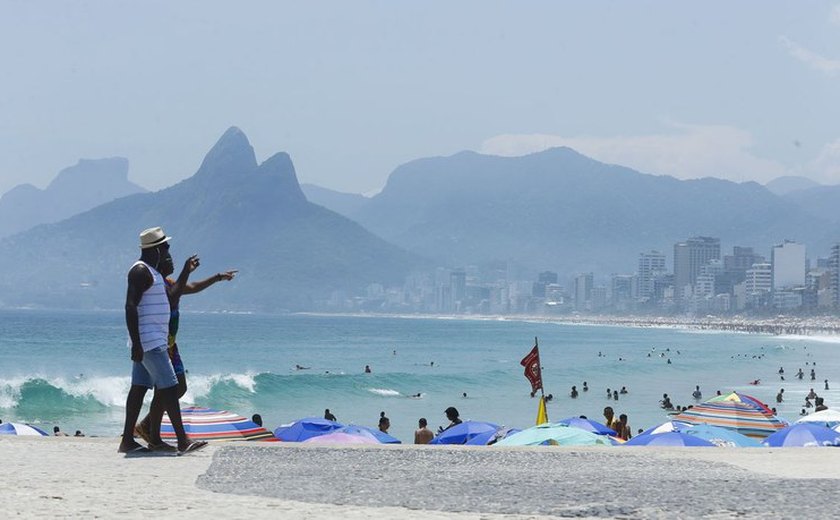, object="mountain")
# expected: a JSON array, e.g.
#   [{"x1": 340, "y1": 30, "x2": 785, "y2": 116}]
[
  {"x1": 0, "y1": 127, "x2": 424, "y2": 311},
  {"x1": 783, "y1": 184, "x2": 840, "y2": 225},
  {"x1": 301, "y1": 184, "x2": 369, "y2": 217},
  {"x1": 0, "y1": 157, "x2": 146, "y2": 238},
  {"x1": 765, "y1": 176, "x2": 822, "y2": 196},
  {"x1": 349, "y1": 148, "x2": 835, "y2": 275}
]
